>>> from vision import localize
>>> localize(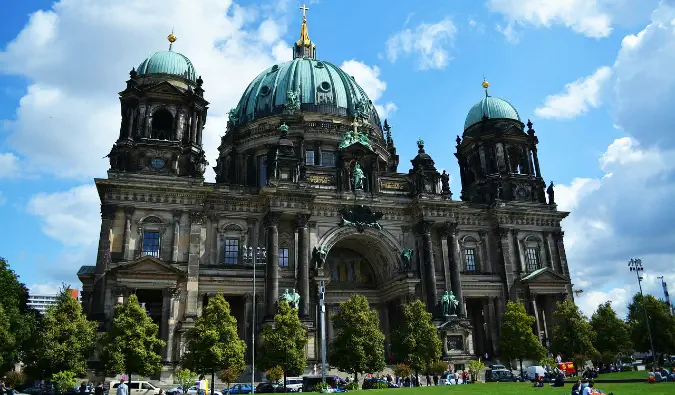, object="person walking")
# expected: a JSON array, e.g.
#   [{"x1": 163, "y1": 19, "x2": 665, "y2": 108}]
[
  {"x1": 116, "y1": 380, "x2": 128, "y2": 395},
  {"x1": 197, "y1": 375, "x2": 207, "y2": 395}
]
